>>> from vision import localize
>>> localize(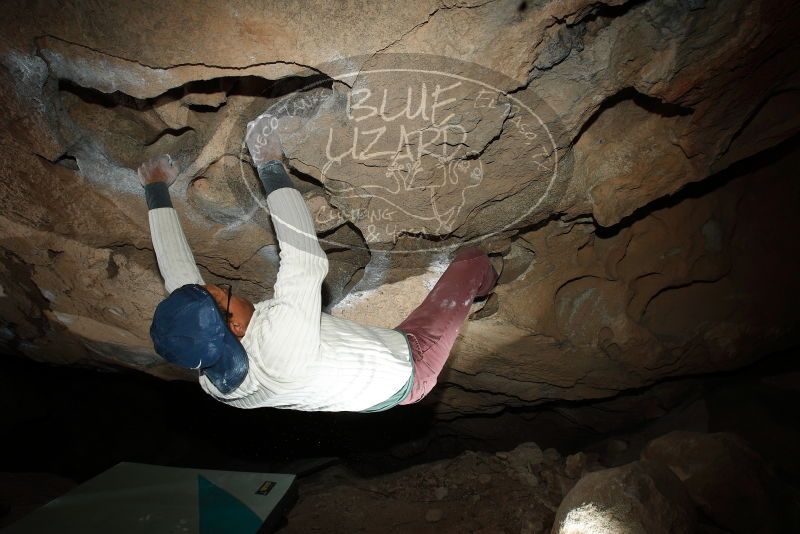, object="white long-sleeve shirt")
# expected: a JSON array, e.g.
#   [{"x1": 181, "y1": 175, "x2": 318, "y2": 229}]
[{"x1": 147, "y1": 184, "x2": 413, "y2": 411}]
